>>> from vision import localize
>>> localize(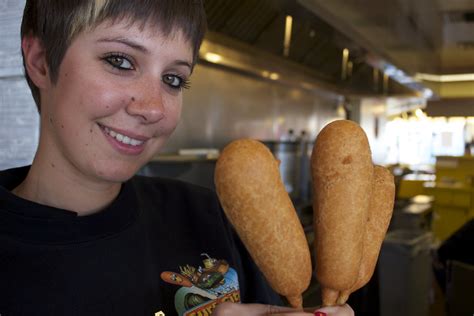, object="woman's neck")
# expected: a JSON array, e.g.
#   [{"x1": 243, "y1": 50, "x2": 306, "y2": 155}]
[{"x1": 12, "y1": 158, "x2": 122, "y2": 216}]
